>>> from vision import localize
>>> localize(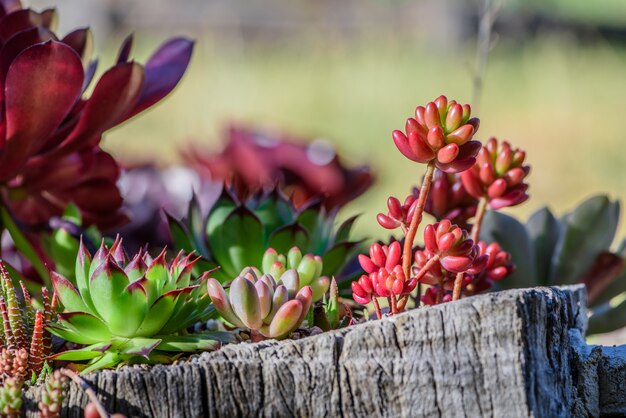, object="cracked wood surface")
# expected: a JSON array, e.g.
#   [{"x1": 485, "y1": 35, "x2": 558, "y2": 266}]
[{"x1": 23, "y1": 286, "x2": 596, "y2": 418}]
